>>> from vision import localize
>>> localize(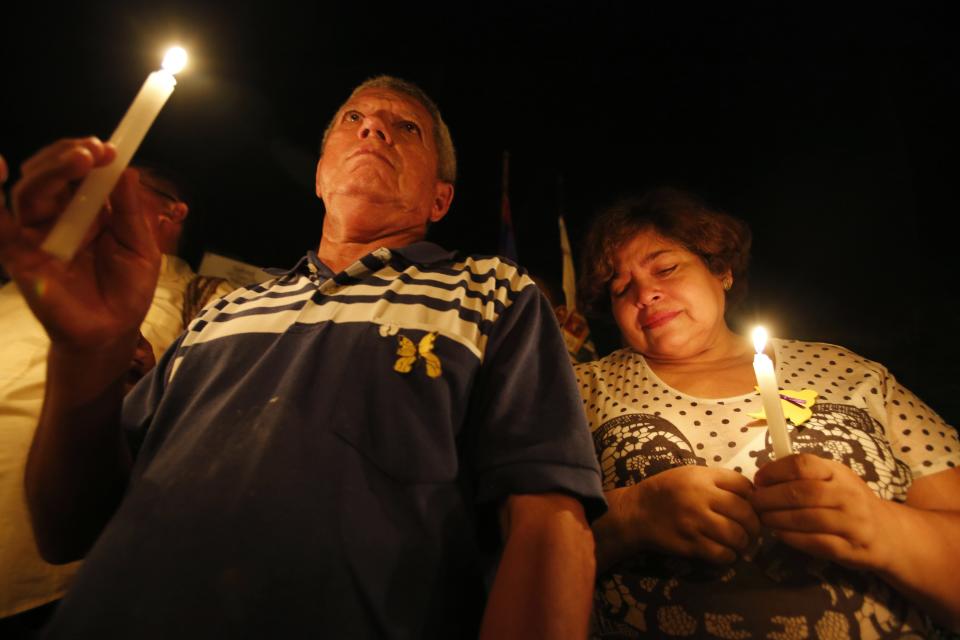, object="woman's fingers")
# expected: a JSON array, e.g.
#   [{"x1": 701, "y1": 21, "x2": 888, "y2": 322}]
[
  {"x1": 754, "y1": 453, "x2": 833, "y2": 487},
  {"x1": 712, "y1": 493, "x2": 762, "y2": 541}
]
